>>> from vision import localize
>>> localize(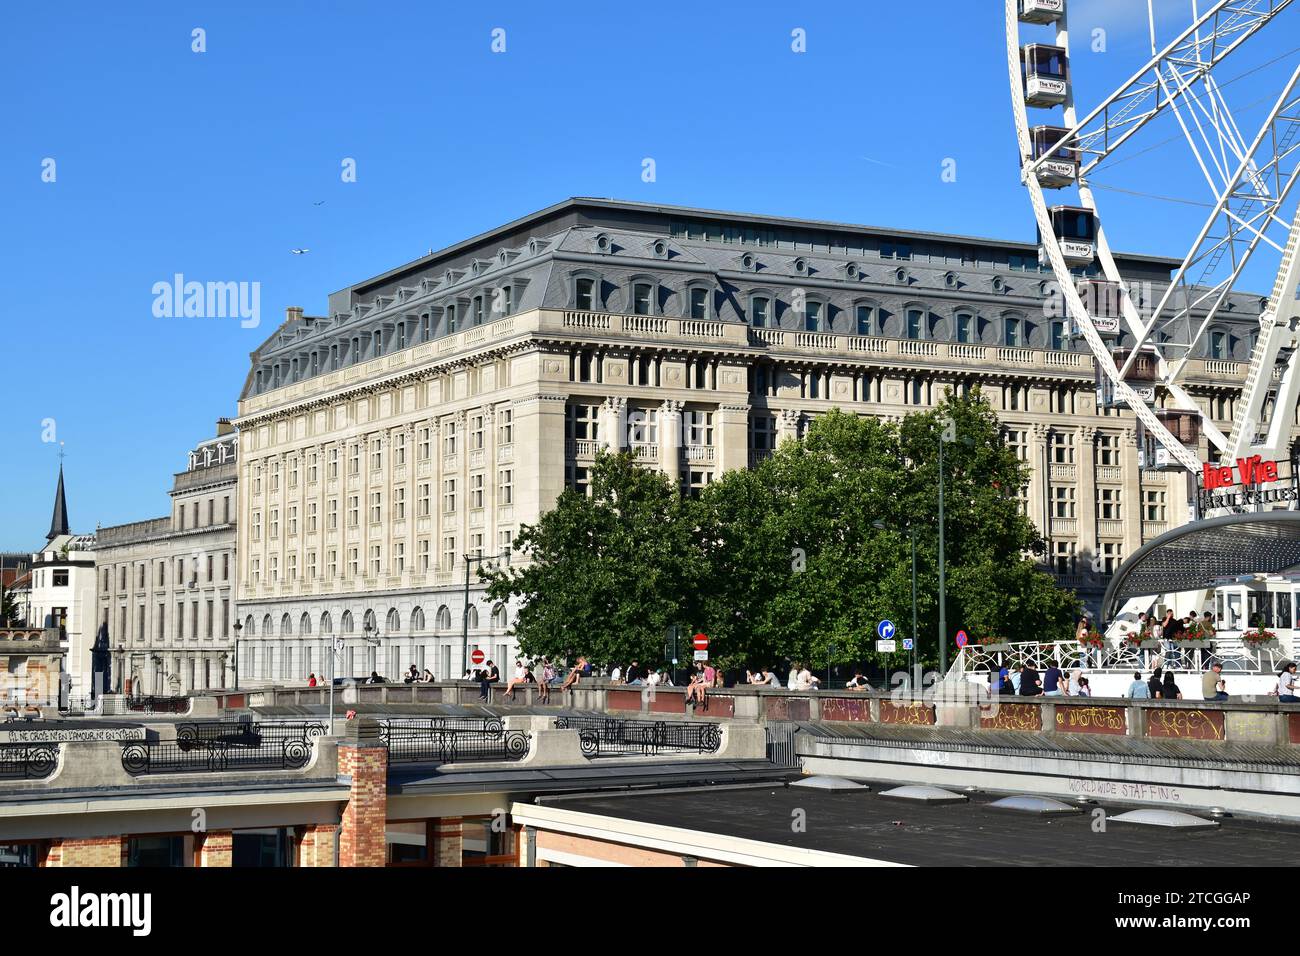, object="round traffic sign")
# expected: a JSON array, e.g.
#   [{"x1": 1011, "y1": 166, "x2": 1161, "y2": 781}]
[
  {"x1": 956, "y1": 630, "x2": 968, "y2": 648},
  {"x1": 693, "y1": 633, "x2": 709, "y2": 650},
  {"x1": 877, "y1": 620, "x2": 896, "y2": 640},
  {"x1": 470, "y1": 649, "x2": 485, "y2": 665}
]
